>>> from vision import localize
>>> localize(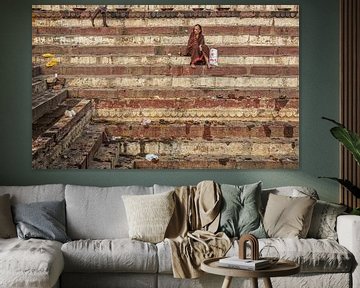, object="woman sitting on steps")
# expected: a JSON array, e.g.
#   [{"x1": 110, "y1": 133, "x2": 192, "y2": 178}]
[{"x1": 185, "y1": 24, "x2": 211, "y2": 69}]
